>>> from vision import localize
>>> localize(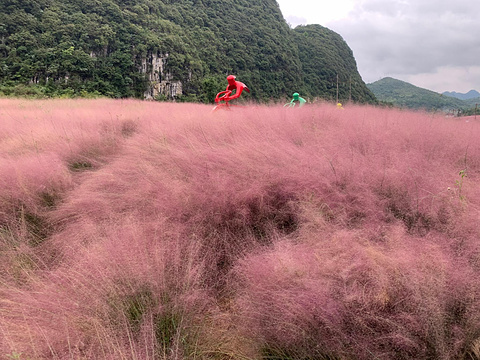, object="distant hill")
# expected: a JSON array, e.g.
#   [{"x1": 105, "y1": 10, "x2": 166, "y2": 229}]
[
  {"x1": 443, "y1": 91, "x2": 480, "y2": 111},
  {"x1": 443, "y1": 90, "x2": 480, "y2": 100},
  {"x1": 367, "y1": 77, "x2": 468, "y2": 111}
]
